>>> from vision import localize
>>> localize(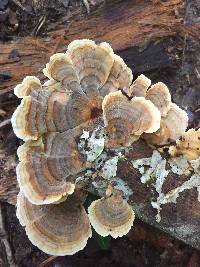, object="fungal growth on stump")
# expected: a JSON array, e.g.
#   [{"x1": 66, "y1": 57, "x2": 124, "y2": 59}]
[
  {"x1": 12, "y1": 39, "x2": 190, "y2": 256},
  {"x1": 169, "y1": 128, "x2": 200, "y2": 160}
]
